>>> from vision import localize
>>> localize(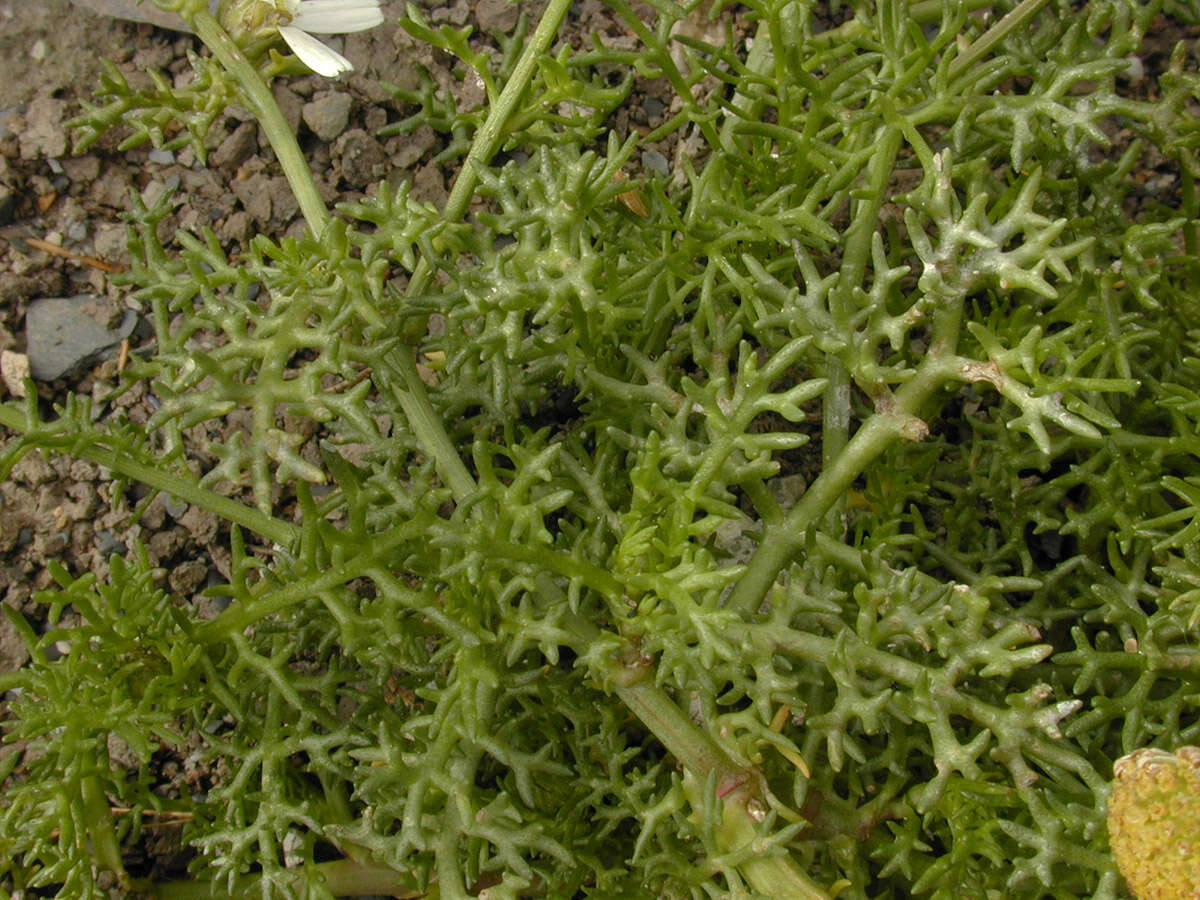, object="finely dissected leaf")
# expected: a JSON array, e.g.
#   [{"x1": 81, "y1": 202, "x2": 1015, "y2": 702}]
[{"x1": 3, "y1": 1, "x2": 1200, "y2": 899}]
